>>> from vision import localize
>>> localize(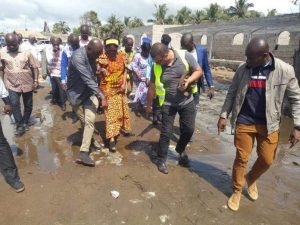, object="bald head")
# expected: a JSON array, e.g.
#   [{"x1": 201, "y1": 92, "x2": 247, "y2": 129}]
[
  {"x1": 28, "y1": 35, "x2": 36, "y2": 45},
  {"x1": 181, "y1": 32, "x2": 194, "y2": 52},
  {"x1": 246, "y1": 38, "x2": 270, "y2": 68},
  {"x1": 86, "y1": 38, "x2": 103, "y2": 60},
  {"x1": 80, "y1": 25, "x2": 90, "y2": 41},
  {"x1": 68, "y1": 34, "x2": 80, "y2": 49},
  {"x1": 5, "y1": 33, "x2": 19, "y2": 52}
]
